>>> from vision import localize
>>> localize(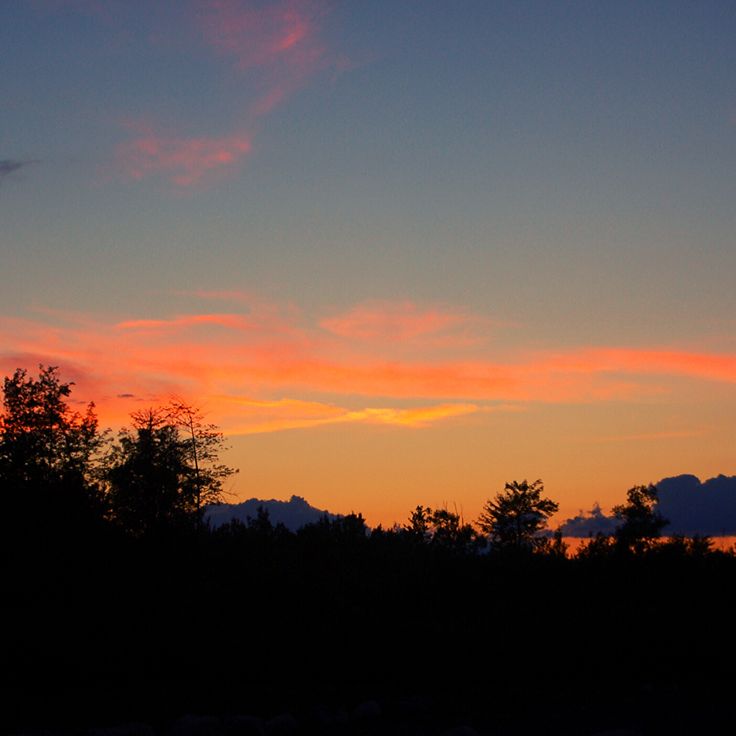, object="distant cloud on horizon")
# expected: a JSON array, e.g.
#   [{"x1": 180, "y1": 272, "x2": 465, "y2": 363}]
[
  {"x1": 657, "y1": 475, "x2": 736, "y2": 536},
  {"x1": 205, "y1": 494, "x2": 339, "y2": 531},
  {"x1": 557, "y1": 474, "x2": 736, "y2": 537},
  {"x1": 556, "y1": 503, "x2": 618, "y2": 538}
]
